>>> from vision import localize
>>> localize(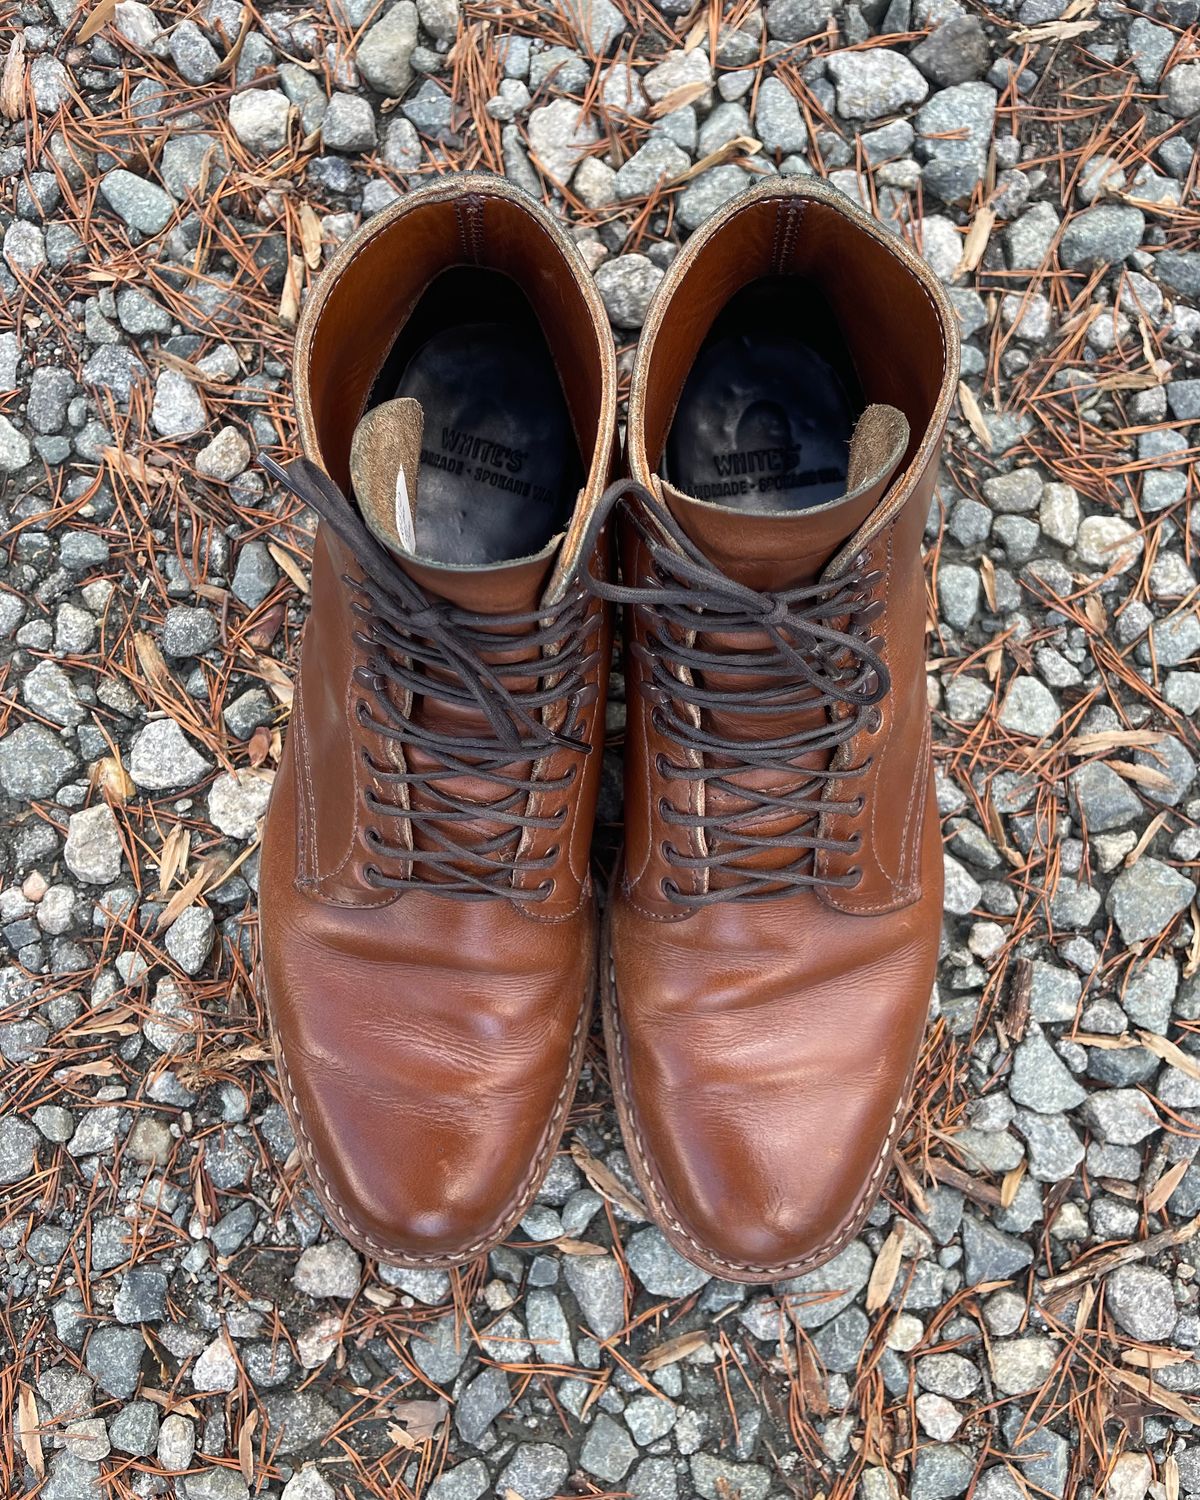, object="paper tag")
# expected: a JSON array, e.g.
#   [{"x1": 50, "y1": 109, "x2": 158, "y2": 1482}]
[{"x1": 394, "y1": 465, "x2": 417, "y2": 553}]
